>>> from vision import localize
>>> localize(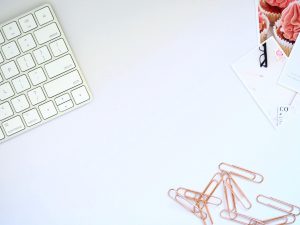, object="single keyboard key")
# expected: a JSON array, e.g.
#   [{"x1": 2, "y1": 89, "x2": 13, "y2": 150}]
[
  {"x1": 0, "y1": 82, "x2": 14, "y2": 100},
  {"x1": 71, "y1": 86, "x2": 90, "y2": 104},
  {"x1": 12, "y1": 75, "x2": 31, "y2": 93},
  {"x1": 11, "y1": 95, "x2": 30, "y2": 113},
  {"x1": 18, "y1": 34, "x2": 37, "y2": 52},
  {"x1": 55, "y1": 93, "x2": 70, "y2": 105},
  {"x1": 28, "y1": 68, "x2": 47, "y2": 85},
  {"x1": 1, "y1": 61, "x2": 19, "y2": 79},
  {"x1": 58, "y1": 100, "x2": 73, "y2": 112},
  {"x1": 33, "y1": 46, "x2": 52, "y2": 64},
  {"x1": 35, "y1": 7, "x2": 54, "y2": 25},
  {"x1": 19, "y1": 14, "x2": 37, "y2": 32},
  {"x1": 0, "y1": 102, "x2": 13, "y2": 120},
  {"x1": 2, "y1": 41, "x2": 20, "y2": 60},
  {"x1": 50, "y1": 39, "x2": 68, "y2": 57},
  {"x1": 3, "y1": 116, "x2": 25, "y2": 136},
  {"x1": 45, "y1": 54, "x2": 75, "y2": 78},
  {"x1": 3, "y1": 22, "x2": 21, "y2": 40},
  {"x1": 28, "y1": 87, "x2": 46, "y2": 105},
  {"x1": 23, "y1": 108, "x2": 41, "y2": 126},
  {"x1": 44, "y1": 70, "x2": 82, "y2": 97},
  {"x1": 17, "y1": 54, "x2": 35, "y2": 72},
  {"x1": 34, "y1": 23, "x2": 60, "y2": 44},
  {"x1": 39, "y1": 101, "x2": 57, "y2": 119}
]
